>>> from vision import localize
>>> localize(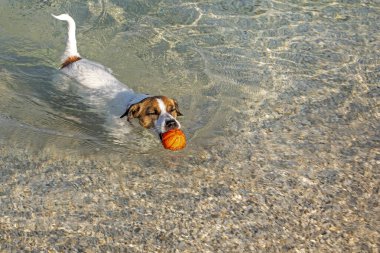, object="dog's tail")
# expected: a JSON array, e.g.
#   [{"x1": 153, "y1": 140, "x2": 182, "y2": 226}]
[{"x1": 52, "y1": 14, "x2": 80, "y2": 60}]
